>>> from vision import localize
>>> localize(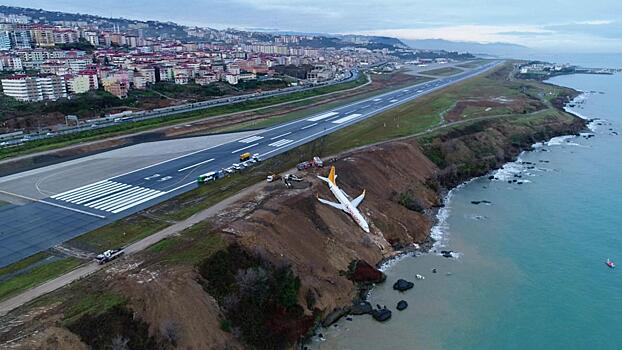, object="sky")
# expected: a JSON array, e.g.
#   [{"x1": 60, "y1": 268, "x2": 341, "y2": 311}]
[{"x1": 5, "y1": 0, "x2": 622, "y2": 52}]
